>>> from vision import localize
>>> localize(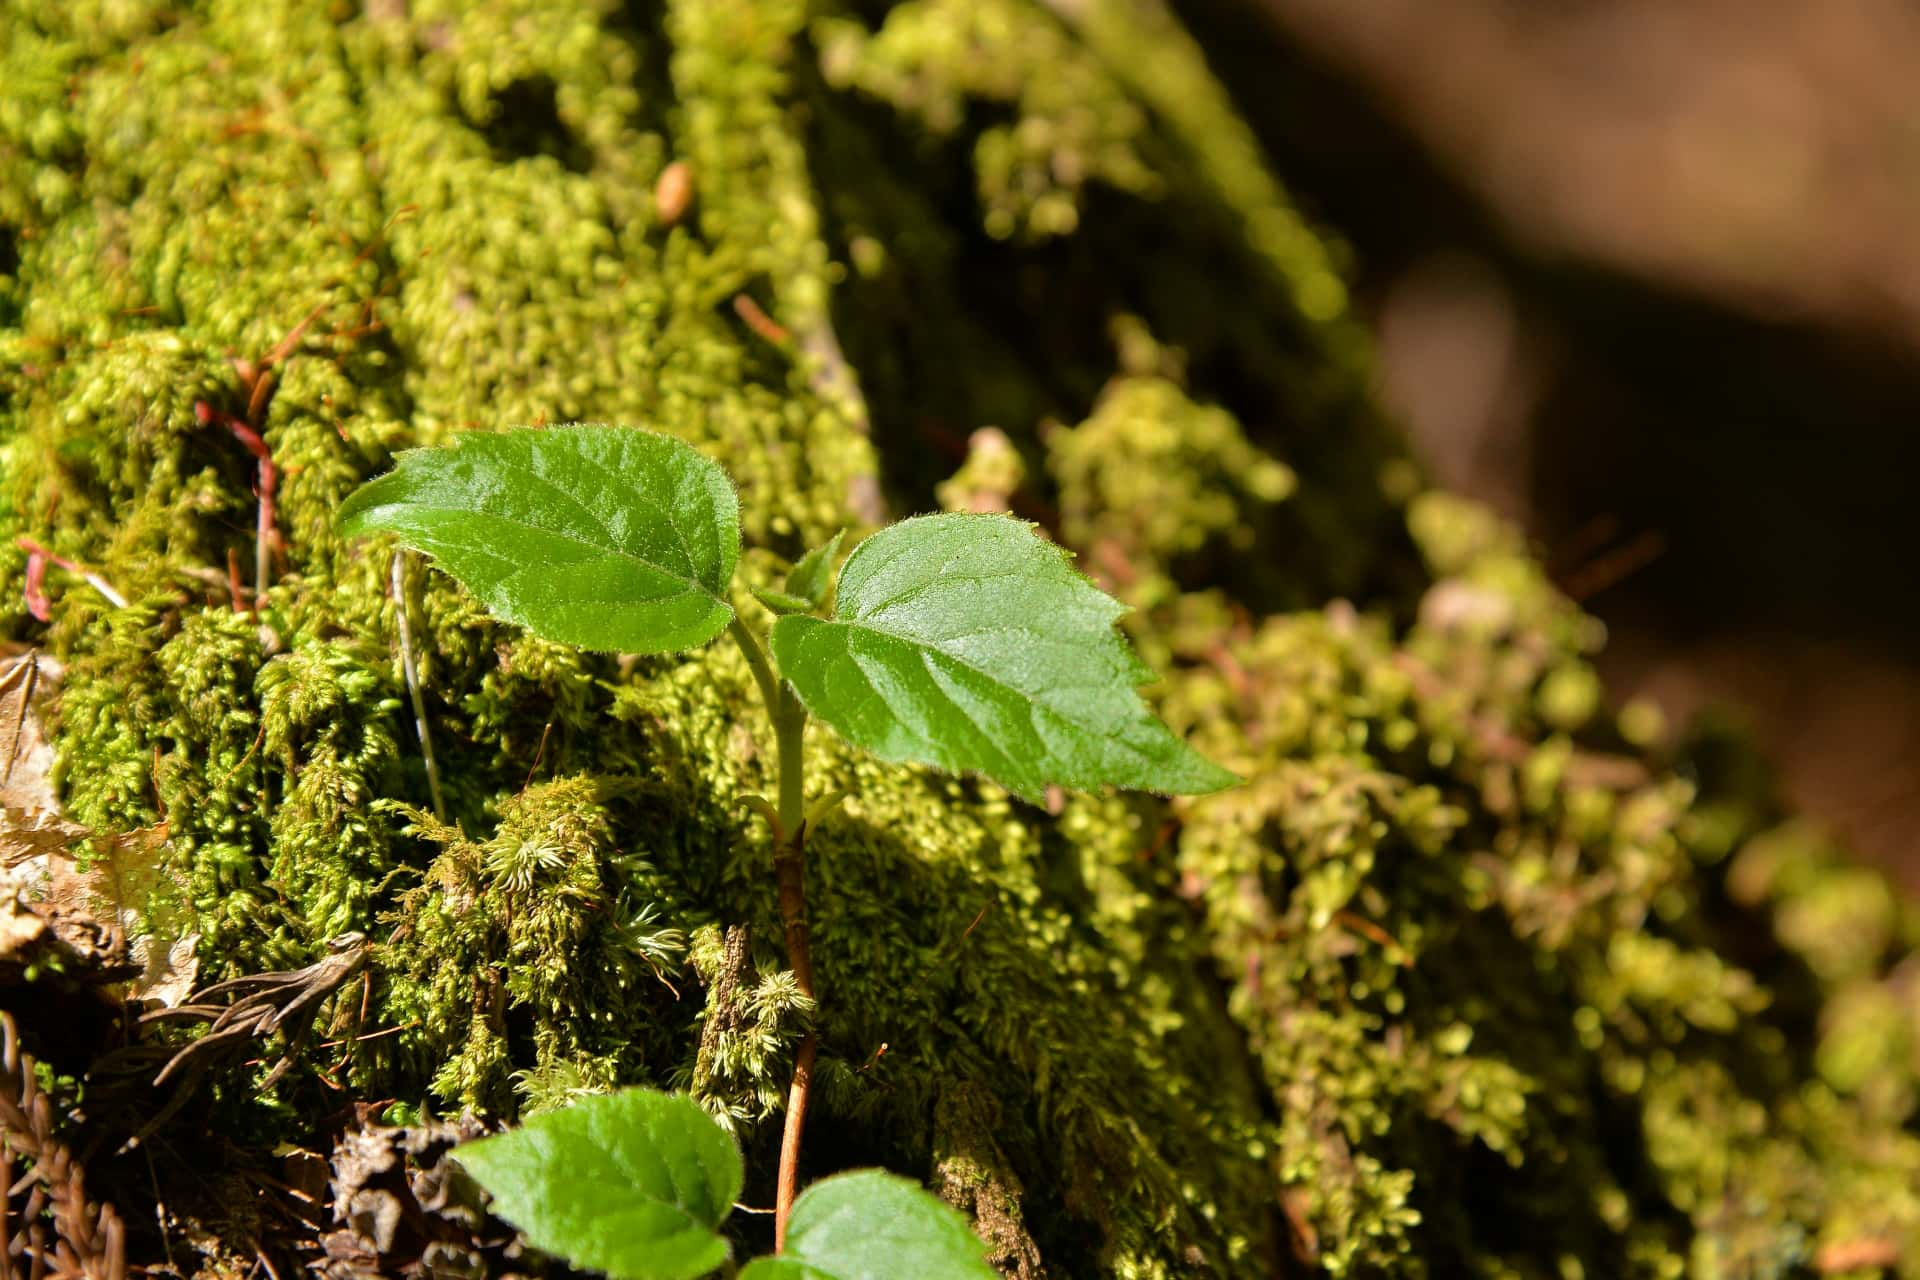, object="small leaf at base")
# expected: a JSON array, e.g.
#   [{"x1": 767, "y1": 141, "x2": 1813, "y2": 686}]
[
  {"x1": 751, "y1": 586, "x2": 818, "y2": 617},
  {"x1": 738, "y1": 1169, "x2": 998, "y2": 1280},
  {"x1": 737, "y1": 1261, "x2": 834, "y2": 1280},
  {"x1": 453, "y1": 1088, "x2": 742, "y2": 1280},
  {"x1": 783, "y1": 529, "x2": 845, "y2": 608}
]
